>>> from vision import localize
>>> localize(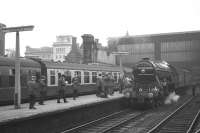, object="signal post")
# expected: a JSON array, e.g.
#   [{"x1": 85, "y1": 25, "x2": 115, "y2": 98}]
[{"x1": 1, "y1": 26, "x2": 34, "y2": 109}]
